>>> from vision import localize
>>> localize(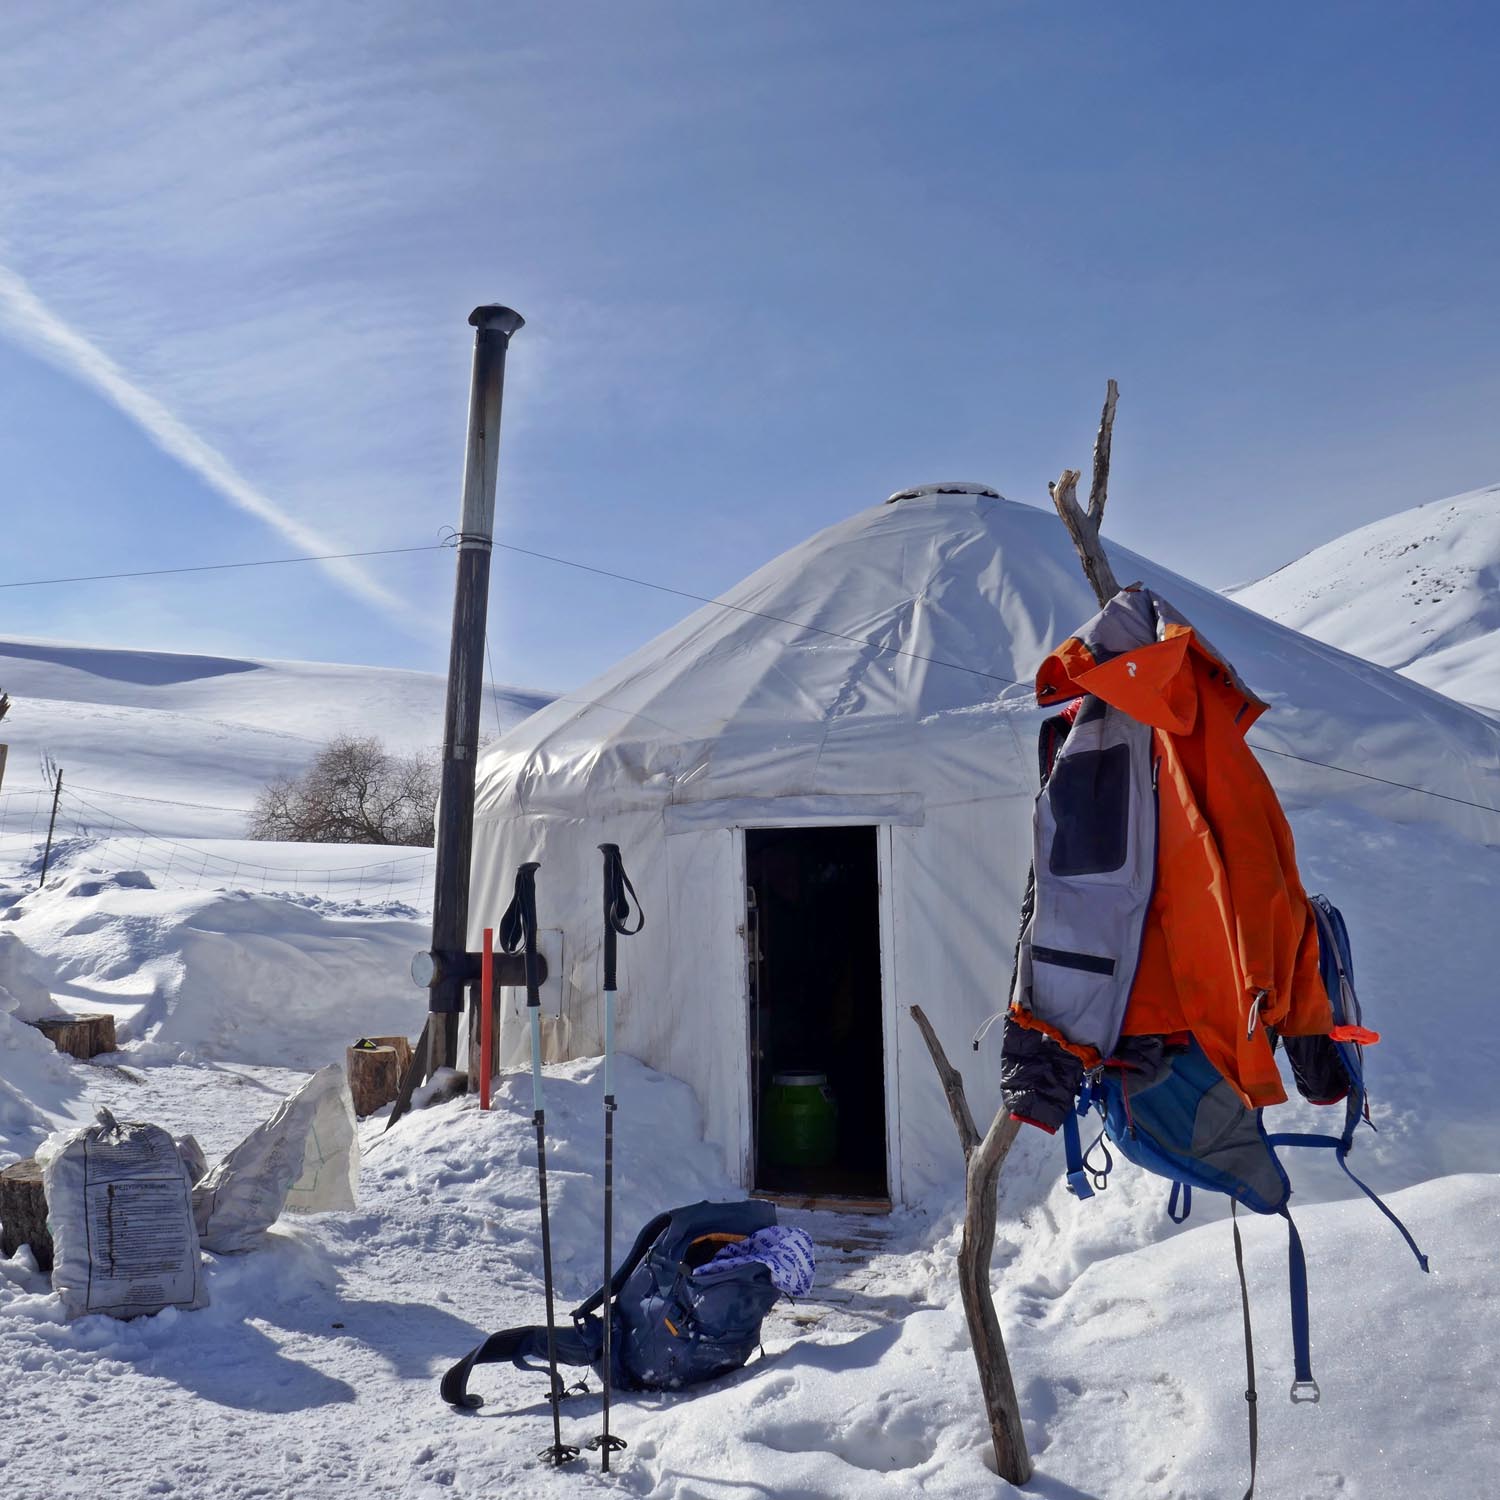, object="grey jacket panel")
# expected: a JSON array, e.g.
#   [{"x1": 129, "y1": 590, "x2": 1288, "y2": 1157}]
[
  {"x1": 1013, "y1": 696, "x2": 1157, "y2": 1055},
  {"x1": 1067, "y1": 588, "x2": 1158, "y2": 665}
]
